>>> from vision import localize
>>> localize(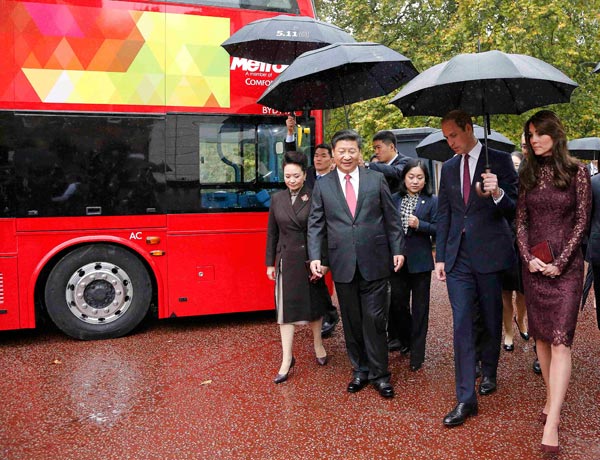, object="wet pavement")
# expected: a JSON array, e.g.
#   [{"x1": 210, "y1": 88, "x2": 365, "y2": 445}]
[{"x1": 1, "y1": 277, "x2": 599, "y2": 460}]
